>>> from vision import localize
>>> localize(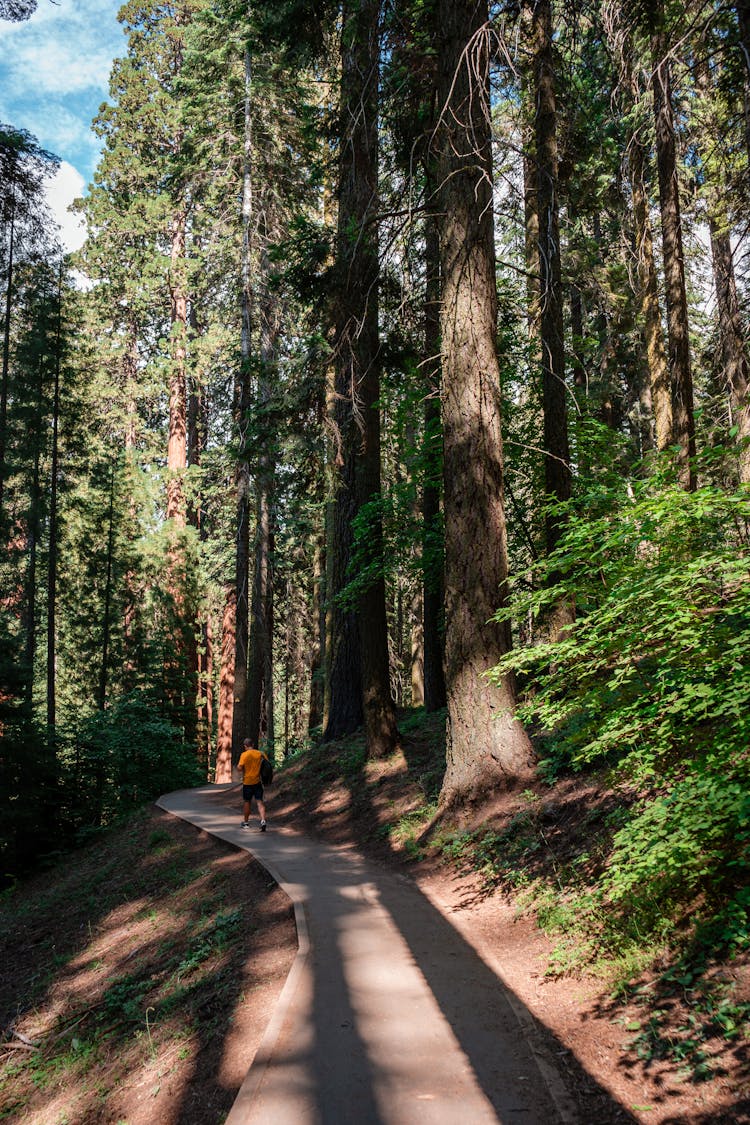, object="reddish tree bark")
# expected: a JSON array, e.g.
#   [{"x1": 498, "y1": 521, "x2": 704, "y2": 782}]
[{"x1": 214, "y1": 586, "x2": 236, "y2": 783}]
